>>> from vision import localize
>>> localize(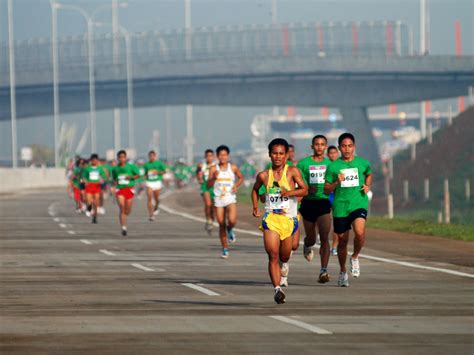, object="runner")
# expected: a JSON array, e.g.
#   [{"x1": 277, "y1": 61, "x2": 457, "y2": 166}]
[
  {"x1": 207, "y1": 145, "x2": 244, "y2": 259},
  {"x1": 111, "y1": 150, "x2": 140, "y2": 236},
  {"x1": 69, "y1": 158, "x2": 85, "y2": 213},
  {"x1": 196, "y1": 149, "x2": 217, "y2": 233},
  {"x1": 324, "y1": 133, "x2": 373, "y2": 287},
  {"x1": 98, "y1": 158, "x2": 110, "y2": 215},
  {"x1": 81, "y1": 154, "x2": 107, "y2": 224},
  {"x1": 327, "y1": 145, "x2": 340, "y2": 256},
  {"x1": 144, "y1": 150, "x2": 167, "y2": 221},
  {"x1": 135, "y1": 159, "x2": 146, "y2": 200},
  {"x1": 252, "y1": 138, "x2": 308, "y2": 304},
  {"x1": 297, "y1": 135, "x2": 332, "y2": 283},
  {"x1": 288, "y1": 144, "x2": 298, "y2": 166}
]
